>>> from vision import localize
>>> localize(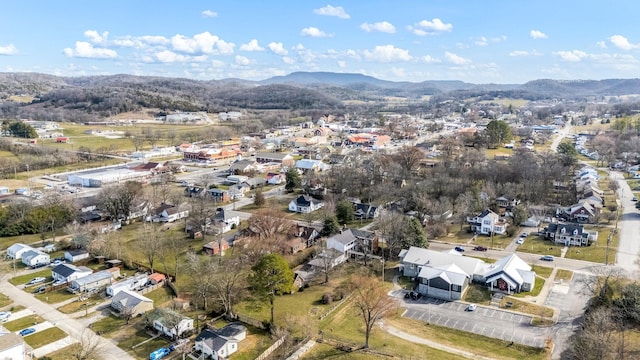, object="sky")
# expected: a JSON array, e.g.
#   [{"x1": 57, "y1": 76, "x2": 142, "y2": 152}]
[{"x1": 1, "y1": 1, "x2": 640, "y2": 84}]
